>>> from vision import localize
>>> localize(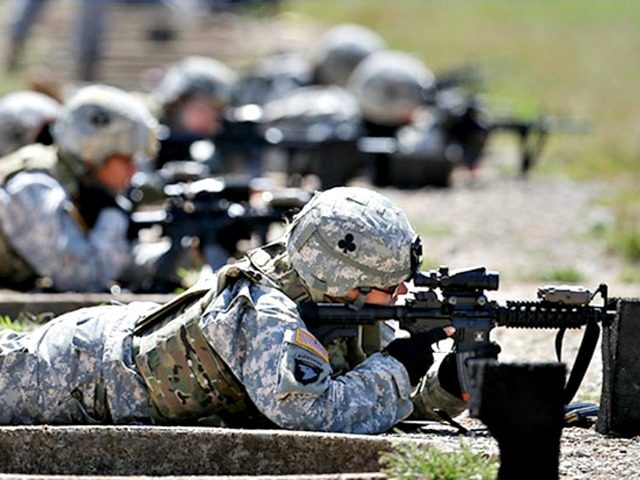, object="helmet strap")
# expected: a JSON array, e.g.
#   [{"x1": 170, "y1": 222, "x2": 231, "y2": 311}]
[{"x1": 349, "y1": 288, "x2": 370, "y2": 310}]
